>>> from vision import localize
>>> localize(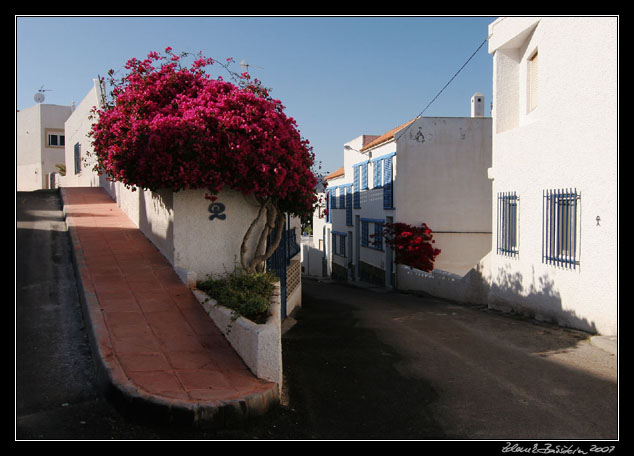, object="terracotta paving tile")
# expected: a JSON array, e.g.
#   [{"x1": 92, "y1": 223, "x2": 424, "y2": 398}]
[
  {"x1": 163, "y1": 350, "x2": 219, "y2": 370},
  {"x1": 175, "y1": 368, "x2": 233, "y2": 391},
  {"x1": 156, "y1": 333, "x2": 206, "y2": 352},
  {"x1": 126, "y1": 371, "x2": 184, "y2": 394},
  {"x1": 144, "y1": 310, "x2": 196, "y2": 337},
  {"x1": 133, "y1": 291, "x2": 178, "y2": 313},
  {"x1": 179, "y1": 307, "x2": 219, "y2": 336},
  {"x1": 111, "y1": 334, "x2": 161, "y2": 354},
  {"x1": 117, "y1": 352, "x2": 172, "y2": 373},
  {"x1": 98, "y1": 295, "x2": 142, "y2": 312}
]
